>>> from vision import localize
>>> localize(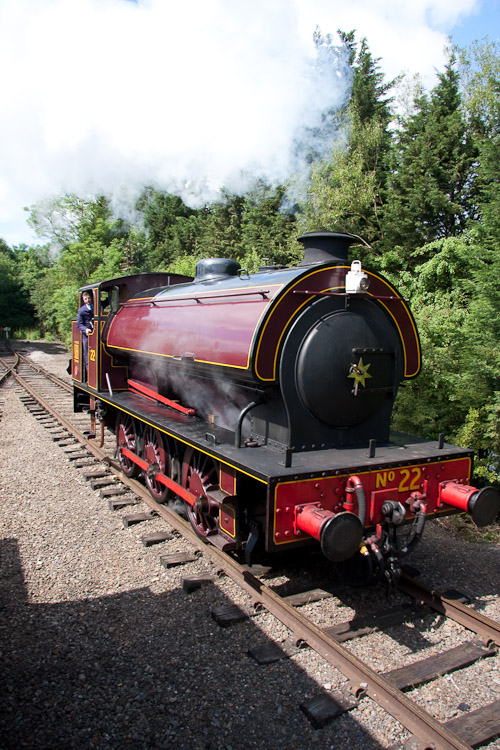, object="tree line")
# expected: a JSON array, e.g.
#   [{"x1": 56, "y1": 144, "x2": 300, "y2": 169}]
[{"x1": 2, "y1": 31, "x2": 500, "y2": 484}]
